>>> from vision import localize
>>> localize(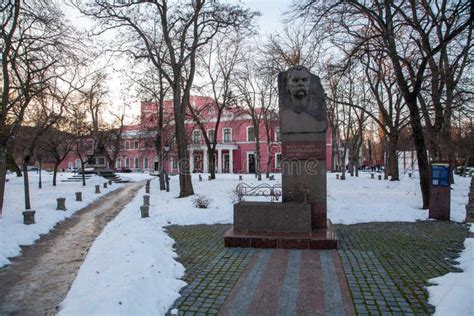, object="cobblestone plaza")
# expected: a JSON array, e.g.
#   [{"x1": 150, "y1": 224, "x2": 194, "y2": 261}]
[{"x1": 166, "y1": 222, "x2": 469, "y2": 315}]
